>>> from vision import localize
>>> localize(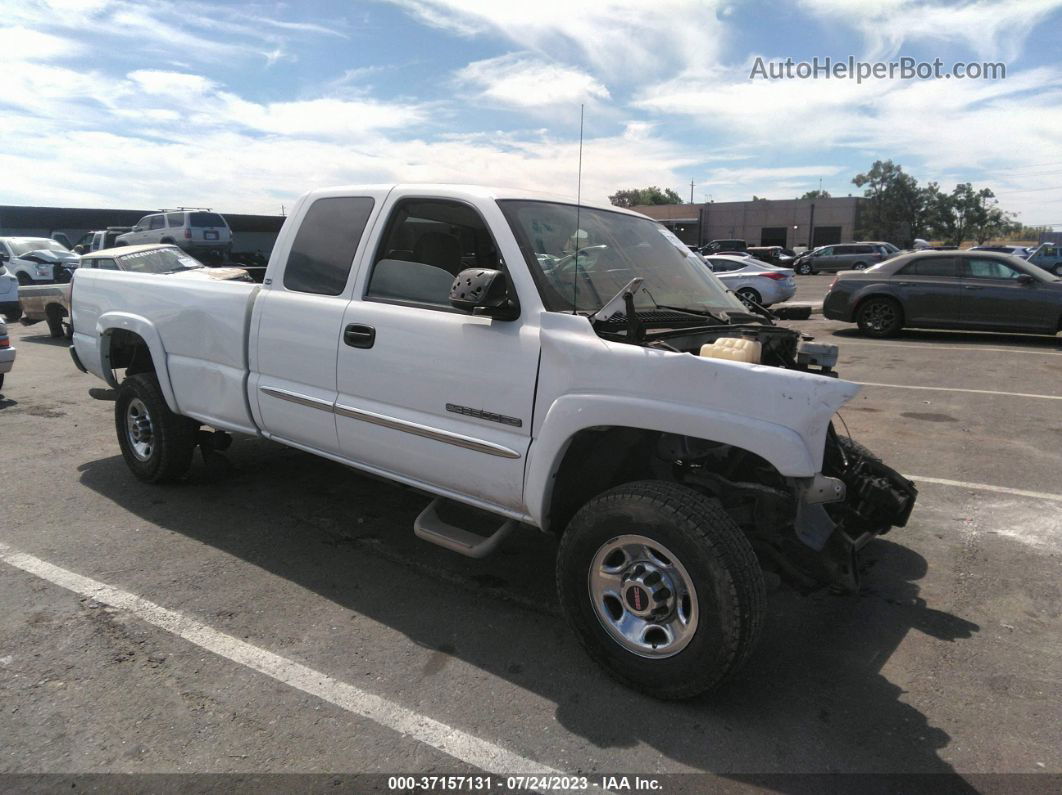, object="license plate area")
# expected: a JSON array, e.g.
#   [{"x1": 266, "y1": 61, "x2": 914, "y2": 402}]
[{"x1": 204, "y1": 231, "x2": 219, "y2": 240}]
